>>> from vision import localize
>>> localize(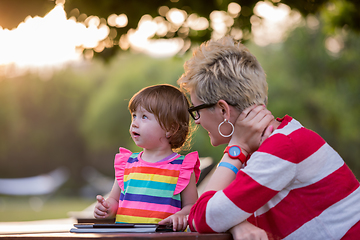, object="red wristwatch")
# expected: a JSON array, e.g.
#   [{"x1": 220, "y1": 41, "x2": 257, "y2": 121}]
[{"x1": 224, "y1": 145, "x2": 247, "y2": 164}]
